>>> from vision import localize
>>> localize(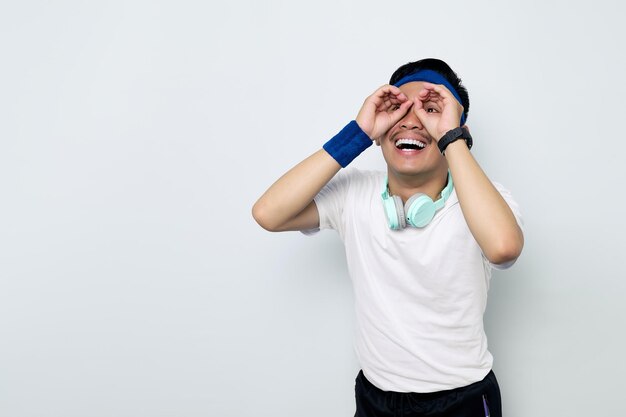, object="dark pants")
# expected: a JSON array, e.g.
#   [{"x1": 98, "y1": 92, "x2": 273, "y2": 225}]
[{"x1": 354, "y1": 370, "x2": 502, "y2": 417}]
